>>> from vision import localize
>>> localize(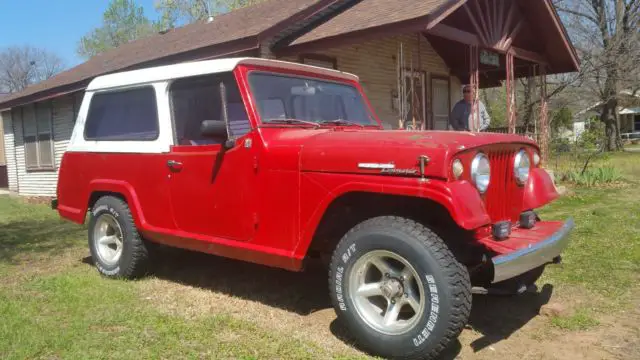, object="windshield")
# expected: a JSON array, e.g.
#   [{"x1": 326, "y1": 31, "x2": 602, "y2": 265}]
[{"x1": 248, "y1": 72, "x2": 377, "y2": 126}]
